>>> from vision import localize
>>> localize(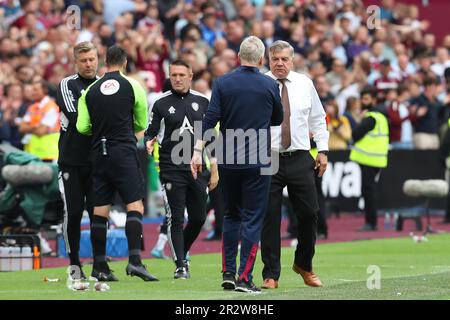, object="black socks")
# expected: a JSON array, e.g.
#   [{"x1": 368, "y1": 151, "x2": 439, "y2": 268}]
[
  {"x1": 126, "y1": 211, "x2": 143, "y2": 266},
  {"x1": 91, "y1": 215, "x2": 108, "y2": 271}
]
